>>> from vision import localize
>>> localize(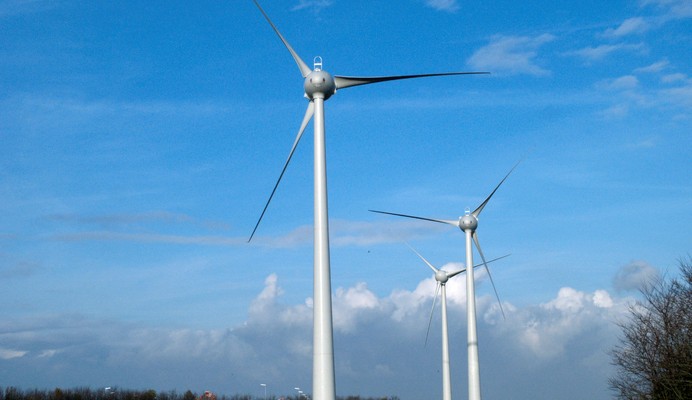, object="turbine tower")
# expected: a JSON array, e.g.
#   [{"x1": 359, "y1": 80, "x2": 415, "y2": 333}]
[
  {"x1": 409, "y1": 244, "x2": 464, "y2": 400},
  {"x1": 249, "y1": 2, "x2": 488, "y2": 400},
  {"x1": 407, "y1": 244, "x2": 509, "y2": 400},
  {"x1": 370, "y1": 161, "x2": 520, "y2": 400}
]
